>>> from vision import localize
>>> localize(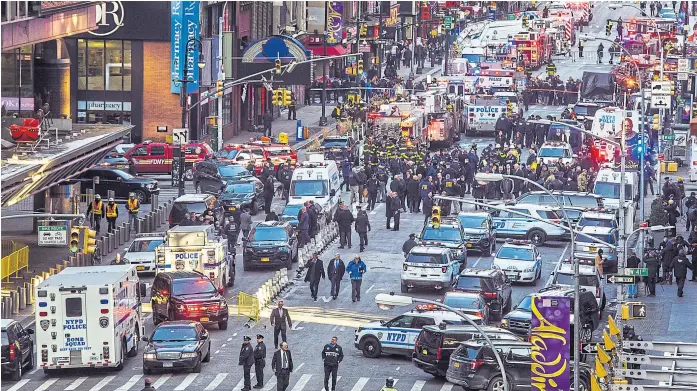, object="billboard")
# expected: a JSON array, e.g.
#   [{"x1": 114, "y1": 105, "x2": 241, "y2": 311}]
[
  {"x1": 327, "y1": 2, "x2": 344, "y2": 44},
  {"x1": 171, "y1": 1, "x2": 201, "y2": 94},
  {"x1": 530, "y1": 296, "x2": 571, "y2": 391}
]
